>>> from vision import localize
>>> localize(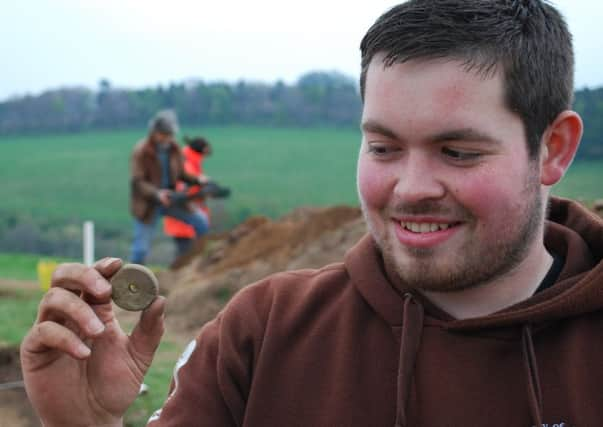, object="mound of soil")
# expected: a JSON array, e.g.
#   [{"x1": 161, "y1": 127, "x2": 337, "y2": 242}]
[{"x1": 158, "y1": 205, "x2": 366, "y2": 333}]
